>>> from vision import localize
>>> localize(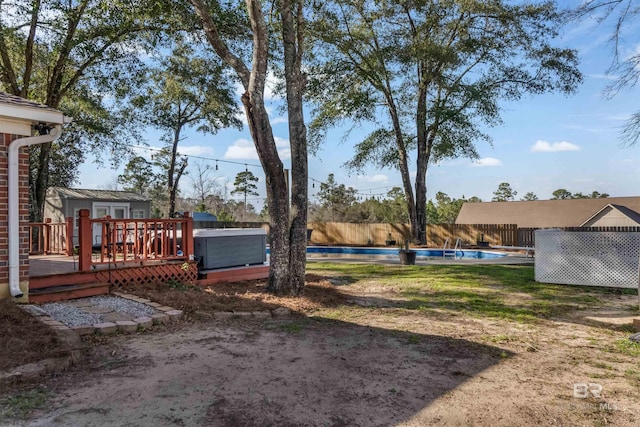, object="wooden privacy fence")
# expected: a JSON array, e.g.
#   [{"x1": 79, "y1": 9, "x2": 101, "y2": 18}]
[
  {"x1": 308, "y1": 222, "x2": 411, "y2": 246},
  {"x1": 307, "y1": 224, "x2": 640, "y2": 247},
  {"x1": 307, "y1": 222, "x2": 518, "y2": 246},
  {"x1": 427, "y1": 224, "x2": 518, "y2": 247}
]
